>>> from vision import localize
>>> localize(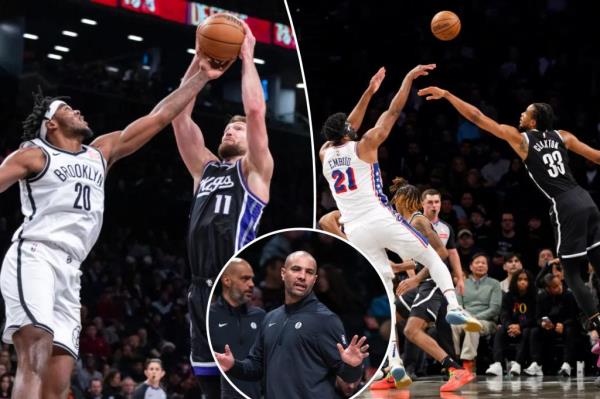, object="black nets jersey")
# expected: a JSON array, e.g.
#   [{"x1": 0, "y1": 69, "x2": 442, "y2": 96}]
[
  {"x1": 522, "y1": 129, "x2": 578, "y2": 199},
  {"x1": 187, "y1": 160, "x2": 266, "y2": 278}
]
